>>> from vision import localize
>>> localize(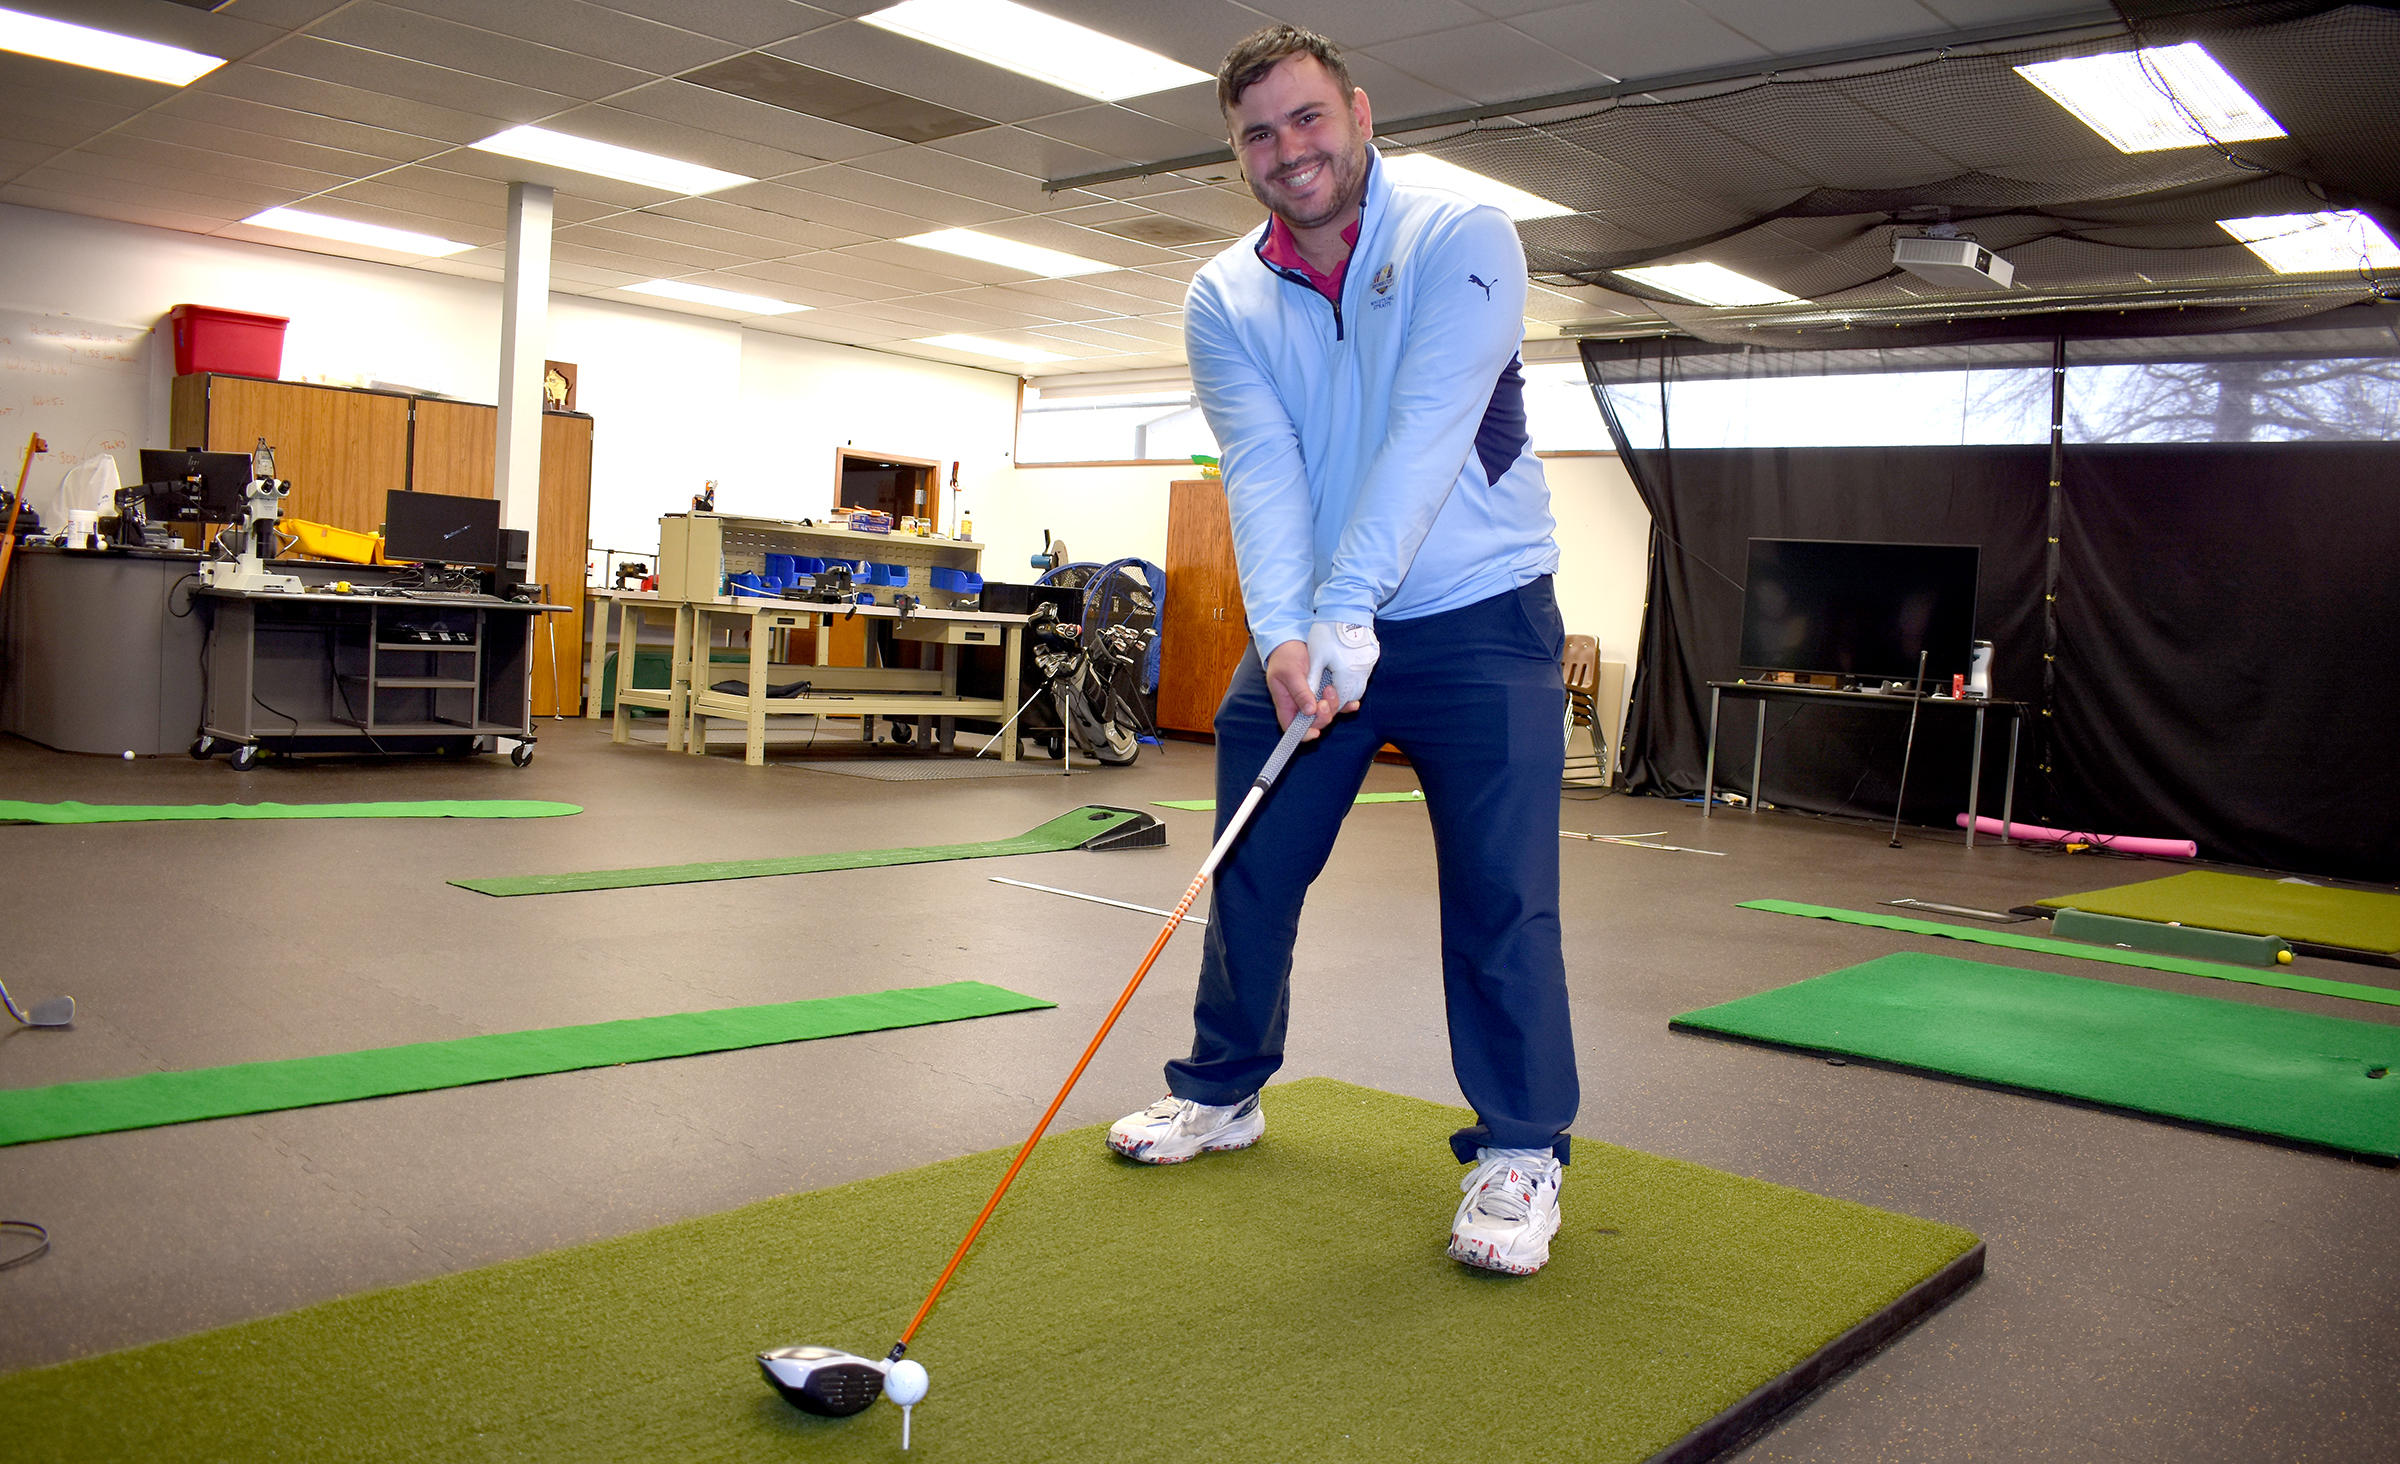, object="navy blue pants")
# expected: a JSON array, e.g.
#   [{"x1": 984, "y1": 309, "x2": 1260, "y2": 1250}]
[{"x1": 1165, "y1": 577, "x2": 1577, "y2": 1163}]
